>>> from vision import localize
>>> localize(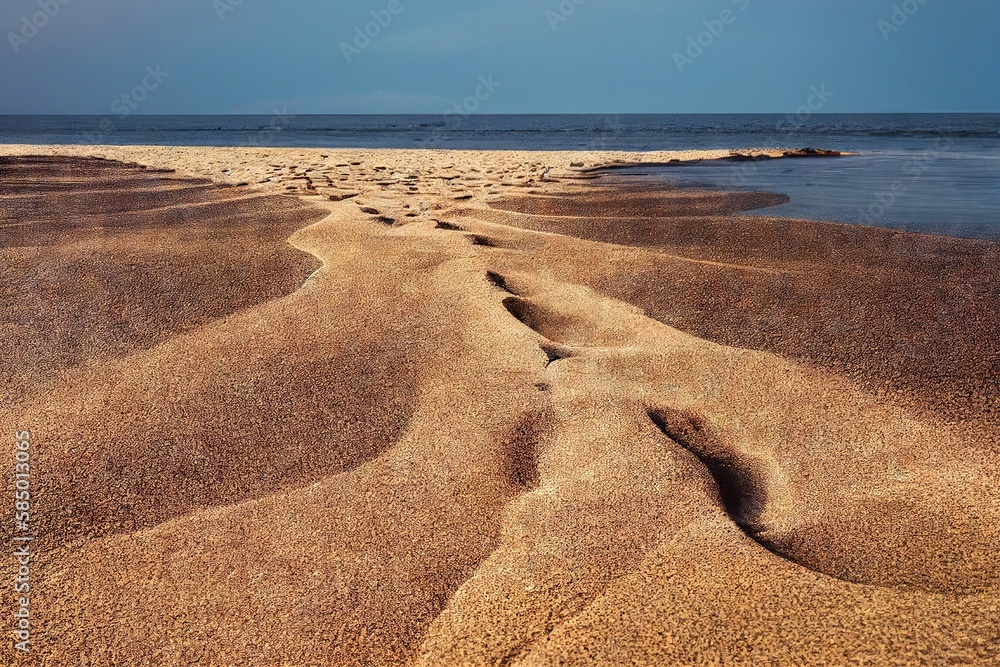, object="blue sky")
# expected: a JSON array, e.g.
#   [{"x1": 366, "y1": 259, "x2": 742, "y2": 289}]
[{"x1": 1, "y1": 0, "x2": 997, "y2": 114}]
